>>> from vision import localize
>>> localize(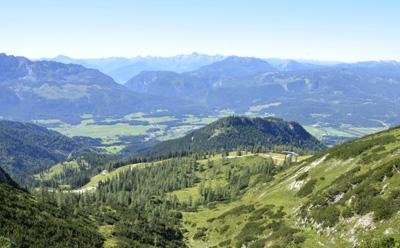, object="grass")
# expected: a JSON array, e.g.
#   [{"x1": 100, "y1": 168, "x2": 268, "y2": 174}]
[
  {"x1": 57, "y1": 122, "x2": 156, "y2": 139},
  {"x1": 34, "y1": 160, "x2": 80, "y2": 181},
  {"x1": 103, "y1": 145, "x2": 126, "y2": 154},
  {"x1": 183, "y1": 115, "x2": 218, "y2": 125},
  {"x1": 304, "y1": 125, "x2": 384, "y2": 140},
  {"x1": 135, "y1": 116, "x2": 178, "y2": 123},
  {"x1": 245, "y1": 102, "x2": 282, "y2": 116},
  {"x1": 98, "y1": 225, "x2": 118, "y2": 248},
  {"x1": 81, "y1": 160, "x2": 165, "y2": 189}
]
